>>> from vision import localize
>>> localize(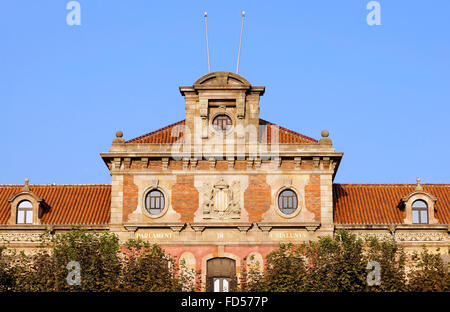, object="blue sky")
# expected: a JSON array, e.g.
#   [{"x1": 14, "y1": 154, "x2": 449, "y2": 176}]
[{"x1": 1, "y1": 0, "x2": 449, "y2": 185}]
